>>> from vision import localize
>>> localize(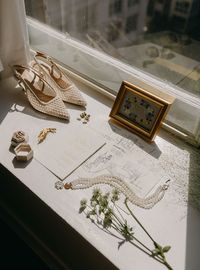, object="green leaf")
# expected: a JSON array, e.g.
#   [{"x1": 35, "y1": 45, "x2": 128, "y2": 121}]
[
  {"x1": 79, "y1": 206, "x2": 86, "y2": 213},
  {"x1": 111, "y1": 189, "x2": 120, "y2": 202},
  {"x1": 163, "y1": 246, "x2": 171, "y2": 253},
  {"x1": 80, "y1": 199, "x2": 87, "y2": 207}
]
